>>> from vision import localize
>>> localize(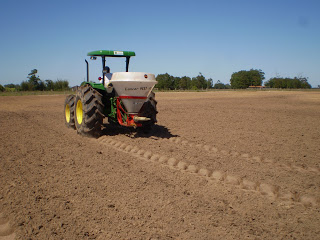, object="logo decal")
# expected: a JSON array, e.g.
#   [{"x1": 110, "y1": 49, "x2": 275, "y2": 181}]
[{"x1": 114, "y1": 51, "x2": 123, "y2": 55}]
